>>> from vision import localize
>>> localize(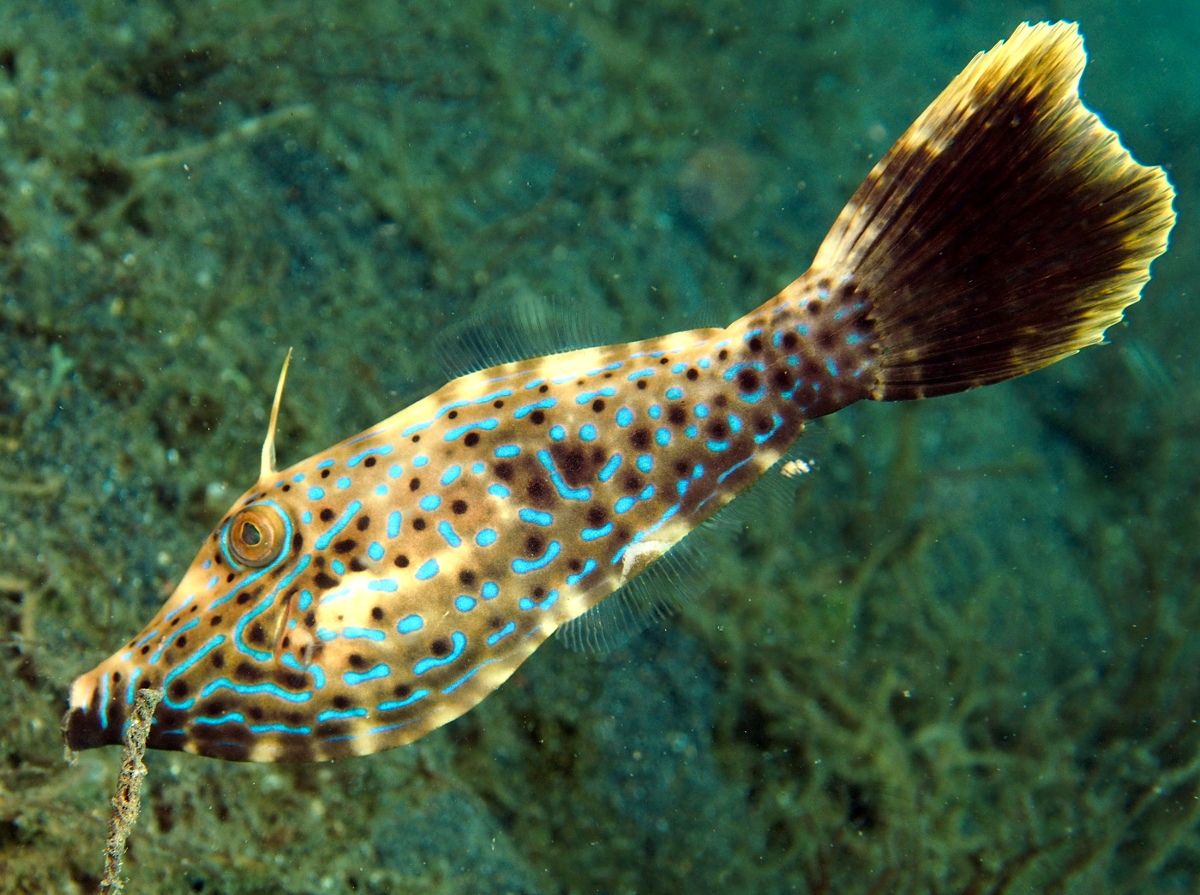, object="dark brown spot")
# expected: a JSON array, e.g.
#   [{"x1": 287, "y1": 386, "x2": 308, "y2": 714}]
[
  {"x1": 347, "y1": 653, "x2": 367, "y2": 670},
  {"x1": 292, "y1": 532, "x2": 304, "y2": 551},
  {"x1": 364, "y1": 457, "x2": 377, "y2": 468},
  {"x1": 568, "y1": 557, "x2": 583, "y2": 572},
  {"x1": 349, "y1": 557, "x2": 368, "y2": 572},
  {"x1": 817, "y1": 329, "x2": 837, "y2": 351},
  {"x1": 320, "y1": 508, "x2": 335, "y2": 522},
  {"x1": 248, "y1": 706, "x2": 264, "y2": 721},
  {"x1": 333, "y1": 538, "x2": 357, "y2": 554},
  {"x1": 235, "y1": 592, "x2": 252, "y2": 605},
  {"x1": 210, "y1": 651, "x2": 225, "y2": 669},
  {"x1": 754, "y1": 415, "x2": 773, "y2": 433},
  {"x1": 168, "y1": 680, "x2": 189, "y2": 700},
  {"x1": 781, "y1": 331, "x2": 799, "y2": 350},
  {"x1": 281, "y1": 671, "x2": 306, "y2": 690},
  {"x1": 592, "y1": 399, "x2": 606, "y2": 412},
  {"x1": 630, "y1": 427, "x2": 651, "y2": 450},
  {"x1": 708, "y1": 420, "x2": 729, "y2": 439},
  {"x1": 527, "y1": 475, "x2": 552, "y2": 506},
  {"x1": 412, "y1": 434, "x2": 421, "y2": 443},
  {"x1": 320, "y1": 469, "x2": 331, "y2": 479},
  {"x1": 281, "y1": 635, "x2": 291, "y2": 649},
  {"x1": 409, "y1": 477, "x2": 421, "y2": 491},
  {"x1": 314, "y1": 556, "x2": 325, "y2": 568},
  {"x1": 225, "y1": 572, "x2": 235, "y2": 583},
  {"x1": 807, "y1": 299, "x2": 824, "y2": 315},
  {"x1": 493, "y1": 400, "x2": 505, "y2": 408},
  {"x1": 247, "y1": 624, "x2": 266, "y2": 645},
  {"x1": 333, "y1": 694, "x2": 352, "y2": 710},
  {"x1": 529, "y1": 410, "x2": 545, "y2": 425},
  {"x1": 371, "y1": 606, "x2": 384, "y2": 621},
  {"x1": 412, "y1": 518, "x2": 426, "y2": 531},
  {"x1": 686, "y1": 367, "x2": 699, "y2": 381},
  {"x1": 282, "y1": 483, "x2": 291, "y2": 492},
  {"x1": 305, "y1": 611, "x2": 316, "y2": 627},
  {"x1": 586, "y1": 505, "x2": 608, "y2": 526},
  {"x1": 464, "y1": 432, "x2": 480, "y2": 447},
  {"x1": 495, "y1": 461, "x2": 514, "y2": 481},
  {"x1": 451, "y1": 499, "x2": 468, "y2": 514},
  {"x1": 448, "y1": 410, "x2": 459, "y2": 419},
  {"x1": 636, "y1": 380, "x2": 648, "y2": 390},
  {"x1": 673, "y1": 459, "x2": 691, "y2": 476},
  {"x1": 718, "y1": 349, "x2": 729, "y2": 361},
  {"x1": 459, "y1": 569, "x2": 477, "y2": 586},
  {"x1": 736, "y1": 368, "x2": 761, "y2": 393},
  {"x1": 314, "y1": 571, "x2": 339, "y2": 589},
  {"x1": 539, "y1": 384, "x2": 549, "y2": 393},
  {"x1": 391, "y1": 683, "x2": 412, "y2": 699},
  {"x1": 175, "y1": 635, "x2": 188, "y2": 649},
  {"x1": 714, "y1": 394, "x2": 728, "y2": 408},
  {"x1": 532, "y1": 586, "x2": 545, "y2": 599},
  {"x1": 356, "y1": 515, "x2": 370, "y2": 532},
  {"x1": 668, "y1": 405, "x2": 687, "y2": 426},
  {"x1": 659, "y1": 357, "x2": 669, "y2": 365},
  {"x1": 622, "y1": 472, "x2": 643, "y2": 493},
  {"x1": 748, "y1": 336, "x2": 764, "y2": 352},
  {"x1": 430, "y1": 638, "x2": 450, "y2": 657},
  {"x1": 524, "y1": 534, "x2": 545, "y2": 557},
  {"x1": 235, "y1": 661, "x2": 264, "y2": 683},
  {"x1": 394, "y1": 555, "x2": 410, "y2": 568}
]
